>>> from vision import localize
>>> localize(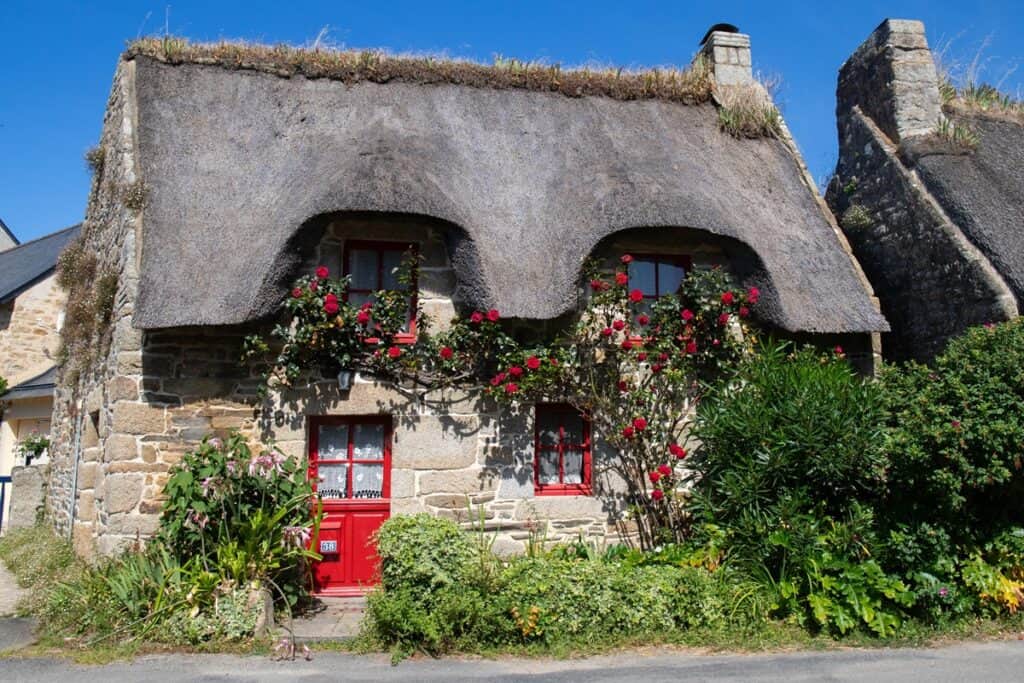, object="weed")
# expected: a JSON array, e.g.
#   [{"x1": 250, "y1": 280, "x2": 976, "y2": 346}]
[
  {"x1": 935, "y1": 117, "x2": 979, "y2": 151},
  {"x1": 123, "y1": 180, "x2": 147, "y2": 211},
  {"x1": 841, "y1": 205, "x2": 873, "y2": 232},
  {"x1": 85, "y1": 146, "x2": 105, "y2": 176},
  {"x1": 716, "y1": 84, "x2": 782, "y2": 139}
]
